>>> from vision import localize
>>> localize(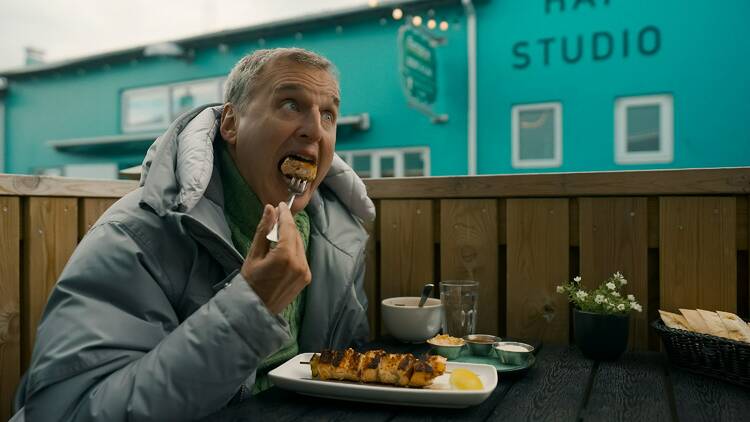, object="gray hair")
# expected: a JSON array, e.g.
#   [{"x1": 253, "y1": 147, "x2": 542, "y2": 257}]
[{"x1": 224, "y1": 48, "x2": 339, "y2": 111}]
